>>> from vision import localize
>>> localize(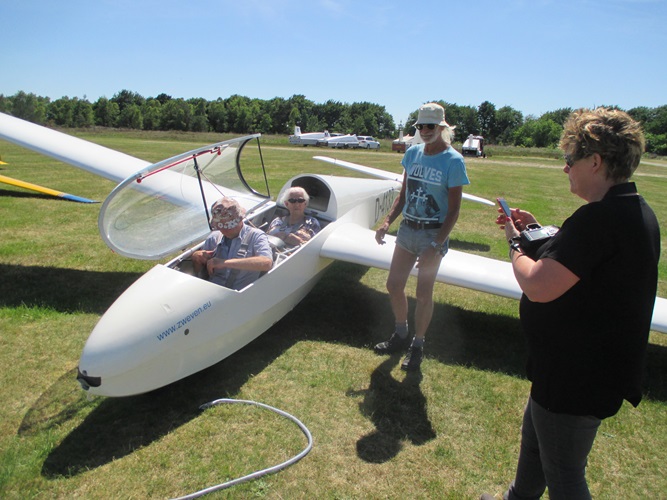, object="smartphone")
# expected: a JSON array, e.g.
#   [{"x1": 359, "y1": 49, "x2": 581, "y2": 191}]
[{"x1": 496, "y1": 197, "x2": 511, "y2": 218}]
